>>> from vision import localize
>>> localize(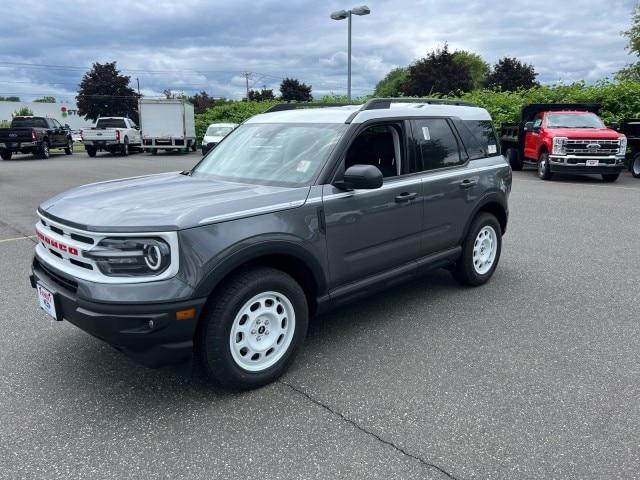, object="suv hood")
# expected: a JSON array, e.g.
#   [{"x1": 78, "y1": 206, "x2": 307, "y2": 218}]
[
  {"x1": 39, "y1": 172, "x2": 310, "y2": 232},
  {"x1": 203, "y1": 135, "x2": 225, "y2": 144},
  {"x1": 545, "y1": 127, "x2": 622, "y2": 139}
]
